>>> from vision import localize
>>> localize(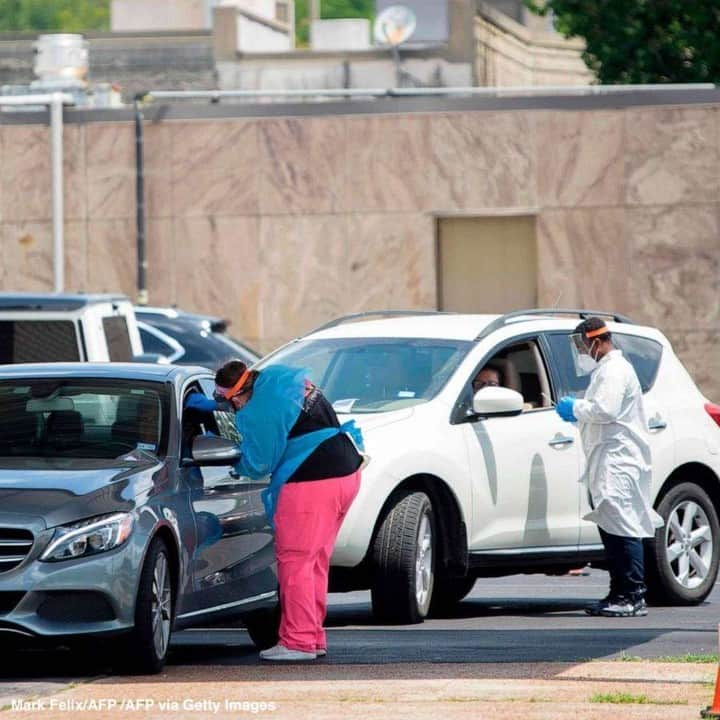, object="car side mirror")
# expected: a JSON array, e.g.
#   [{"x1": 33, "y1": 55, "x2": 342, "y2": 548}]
[
  {"x1": 472, "y1": 387, "x2": 524, "y2": 418},
  {"x1": 185, "y1": 435, "x2": 241, "y2": 467}
]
